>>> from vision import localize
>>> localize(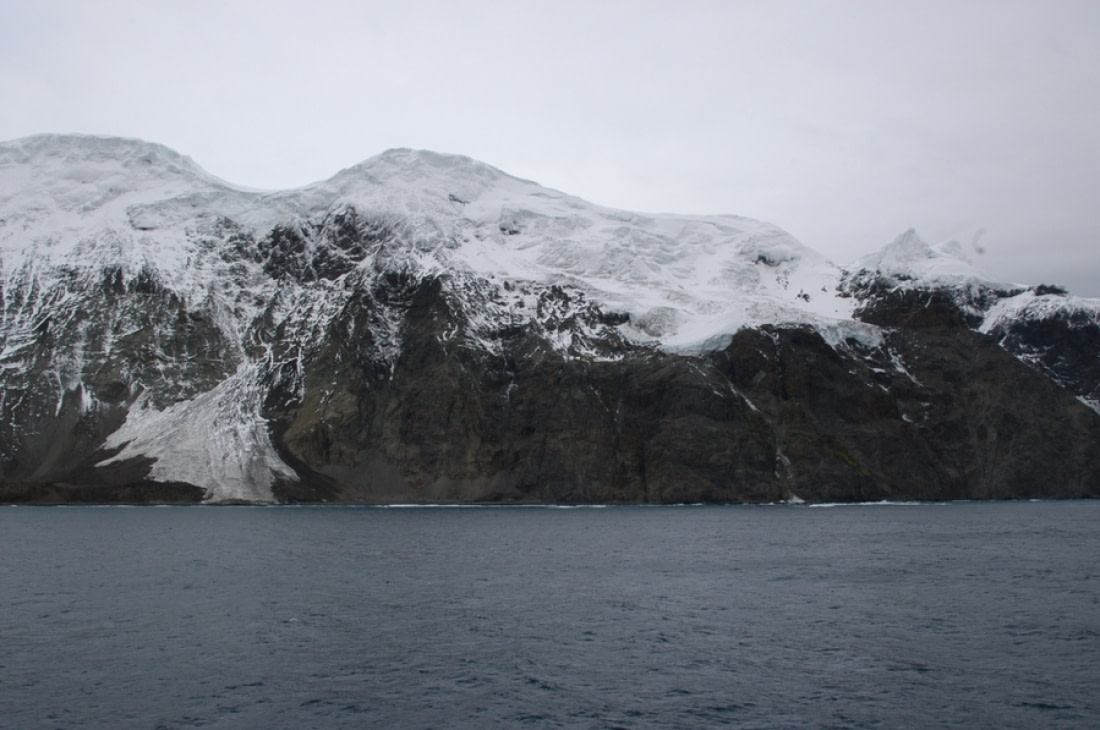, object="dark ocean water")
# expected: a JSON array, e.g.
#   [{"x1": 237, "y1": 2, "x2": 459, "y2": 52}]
[{"x1": 1, "y1": 502, "x2": 1097, "y2": 729}]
